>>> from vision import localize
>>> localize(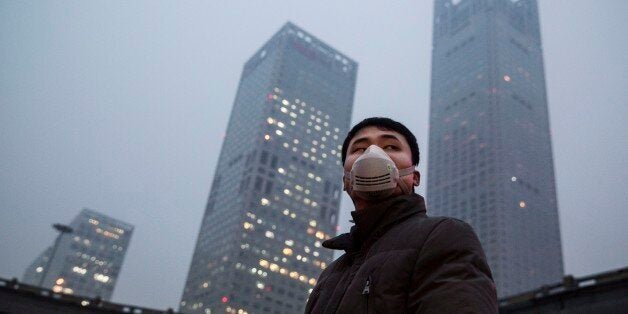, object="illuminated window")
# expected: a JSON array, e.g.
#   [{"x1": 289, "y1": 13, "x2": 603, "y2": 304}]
[
  {"x1": 264, "y1": 134, "x2": 271, "y2": 140},
  {"x1": 285, "y1": 239, "x2": 294, "y2": 246},
  {"x1": 511, "y1": 176, "x2": 517, "y2": 182},
  {"x1": 265, "y1": 231, "x2": 274, "y2": 238},
  {"x1": 504, "y1": 75, "x2": 511, "y2": 82},
  {"x1": 93, "y1": 273, "x2": 110, "y2": 283},
  {"x1": 283, "y1": 248, "x2": 293, "y2": 256},
  {"x1": 519, "y1": 201, "x2": 526, "y2": 208},
  {"x1": 315, "y1": 231, "x2": 325, "y2": 239},
  {"x1": 72, "y1": 266, "x2": 87, "y2": 275},
  {"x1": 275, "y1": 130, "x2": 283, "y2": 136}
]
